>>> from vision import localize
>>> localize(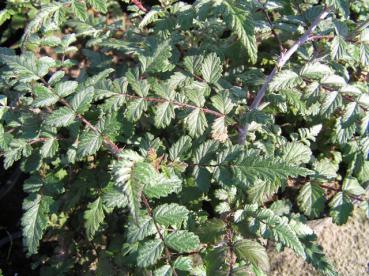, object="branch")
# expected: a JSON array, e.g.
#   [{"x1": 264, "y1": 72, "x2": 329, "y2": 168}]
[
  {"x1": 141, "y1": 195, "x2": 178, "y2": 276},
  {"x1": 257, "y1": 0, "x2": 284, "y2": 52},
  {"x1": 238, "y1": 6, "x2": 331, "y2": 144},
  {"x1": 131, "y1": 0, "x2": 147, "y2": 13}
]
